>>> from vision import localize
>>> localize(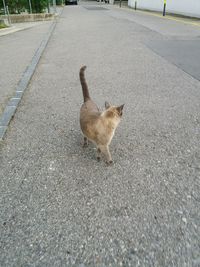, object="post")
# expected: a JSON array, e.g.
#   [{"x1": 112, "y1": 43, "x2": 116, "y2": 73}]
[
  {"x1": 53, "y1": 0, "x2": 56, "y2": 13},
  {"x1": 135, "y1": 0, "x2": 137, "y2": 10},
  {"x1": 2, "y1": 0, "x2": 6, "y2": 15},
  {"x1": 119, "y1": 0, "x2": 122, "y2": 8},
  {"x1": 47, "y1": 0, "x2": 50, "y2": 13},
  {"x1": 6, "y1": 6, "x2": 11, "y2": 25},
  {"x1": 28, "y1": 0, "x2": 32, "y2": 14},
  {"x1": 163, "y1": 0, "x2": 166, "y2": 16}
]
